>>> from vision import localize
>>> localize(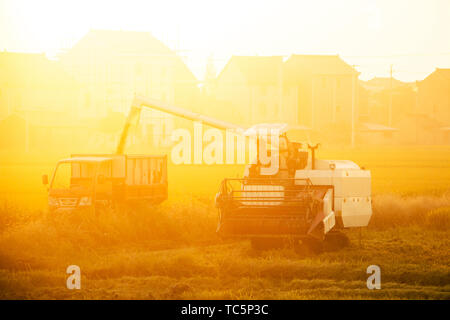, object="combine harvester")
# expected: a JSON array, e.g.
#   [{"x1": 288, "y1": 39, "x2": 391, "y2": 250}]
[{"x1": 119, "y1": 96, "x2": 373, "y2": 250}]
